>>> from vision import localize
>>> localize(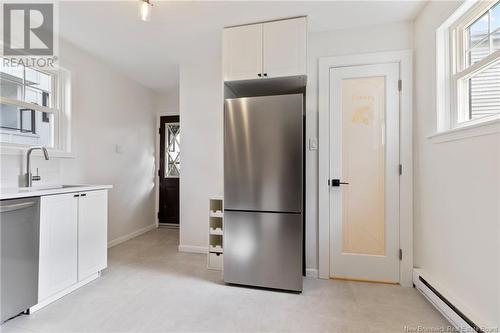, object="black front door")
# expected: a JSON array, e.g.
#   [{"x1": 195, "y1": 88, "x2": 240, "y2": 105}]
[{"x1": 159, "y1": 116, "x2": 180, "y2": 224}]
